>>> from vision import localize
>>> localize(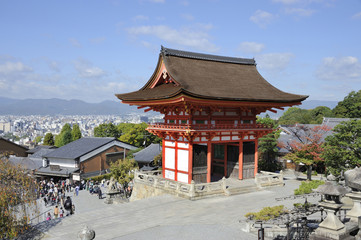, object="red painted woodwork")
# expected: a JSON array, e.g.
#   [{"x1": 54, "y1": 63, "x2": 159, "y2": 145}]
[
  {"x1": 239, "y1": 140, "x2": 243, "y2": 180},
  {"x1": 207, "y1": 142, "x2": 212, "y2": 183},
  {"x1": 254, "y1": 140, "x2": 259, "y2": 176}
]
